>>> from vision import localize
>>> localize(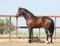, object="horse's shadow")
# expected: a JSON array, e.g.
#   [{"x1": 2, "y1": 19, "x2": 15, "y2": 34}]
[{"x1": 31, "y1": 37, "x2": 45, "y2": 43}]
